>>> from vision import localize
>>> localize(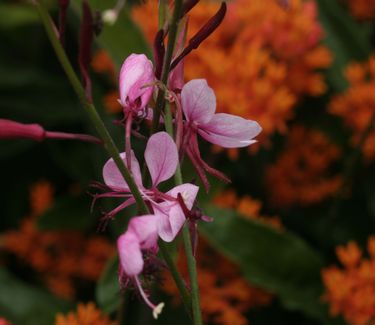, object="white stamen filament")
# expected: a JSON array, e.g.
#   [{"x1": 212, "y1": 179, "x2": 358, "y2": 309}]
[{"x1": 134, "y1": 276, "x2": 165, "y2": 319}]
